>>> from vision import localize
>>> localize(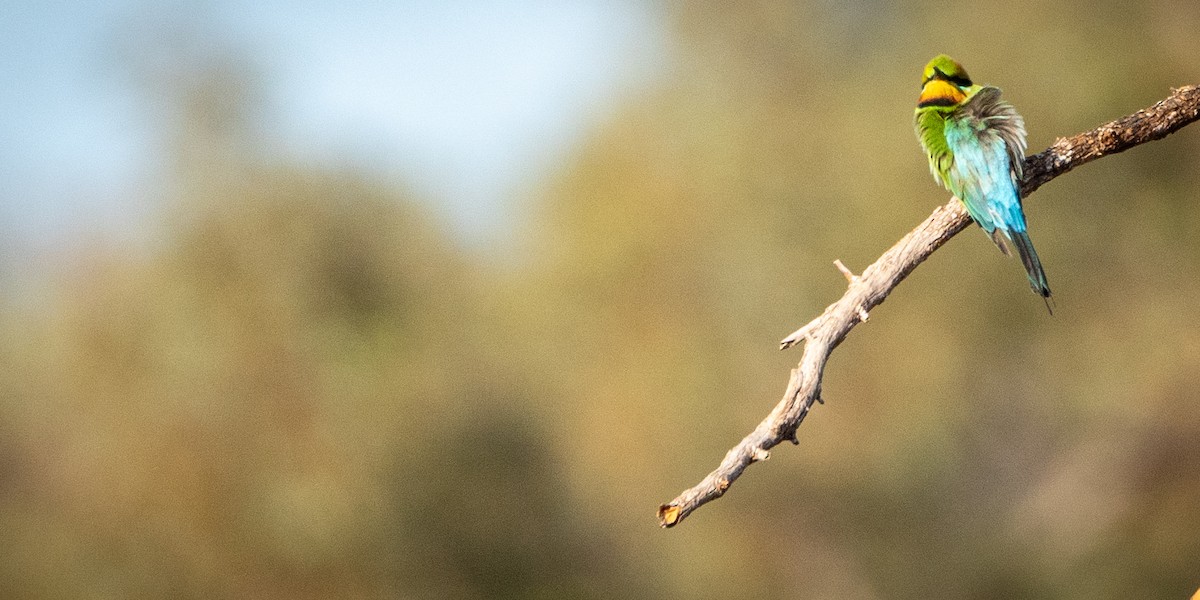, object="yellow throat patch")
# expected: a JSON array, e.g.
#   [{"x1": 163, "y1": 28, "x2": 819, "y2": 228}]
[{"x1": 918, "y1": 79, "x2": 967, "y2": 108}]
